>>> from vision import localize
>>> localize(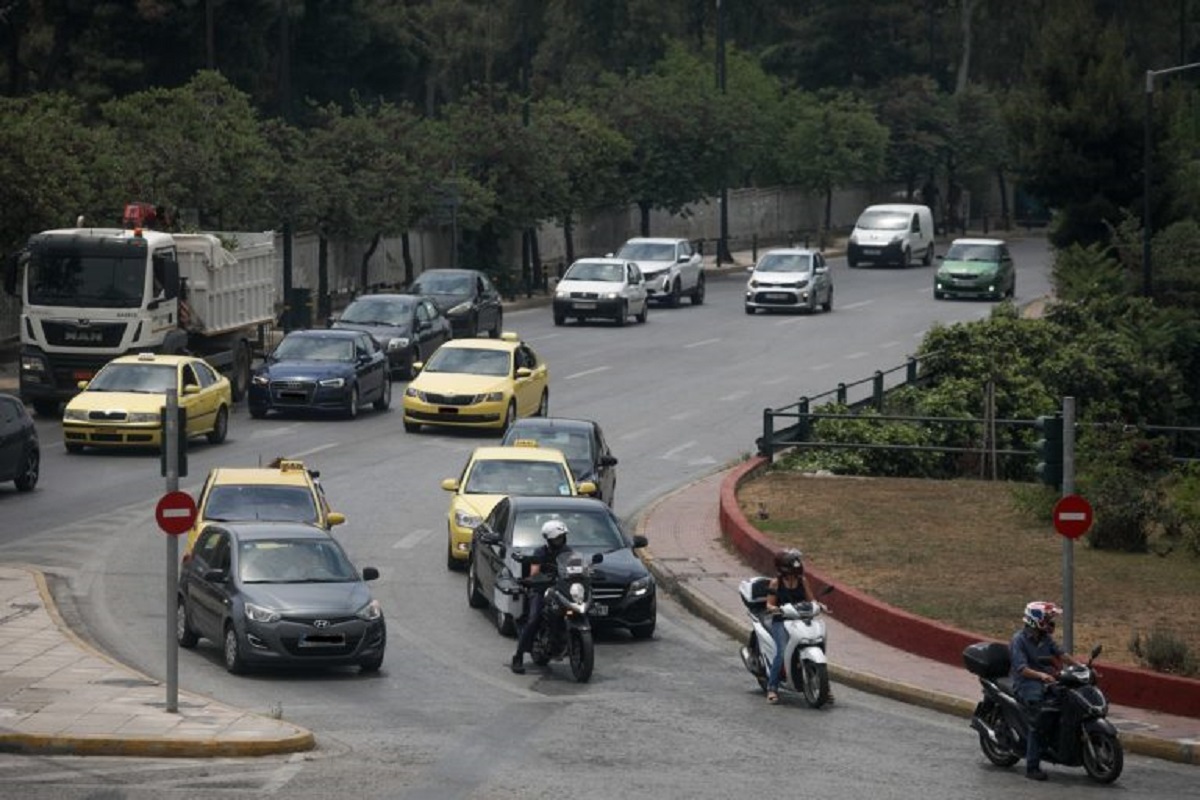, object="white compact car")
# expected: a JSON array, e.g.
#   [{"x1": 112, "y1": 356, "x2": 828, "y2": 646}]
[
  {"x1": 611, "y1": 237, "x2": 705, "y2": 307},
  {"x1": 553, "y1": 258, "x2": 649, "y2": 326},
  {"x1": 744, "y1": 249, "x2": 833, "y2": 314}
]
